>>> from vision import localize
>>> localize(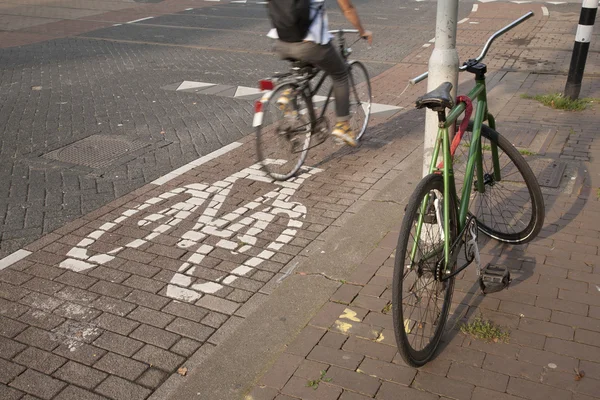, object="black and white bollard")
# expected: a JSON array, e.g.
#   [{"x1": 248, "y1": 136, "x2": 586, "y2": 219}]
[{"x1": 564, "y1": 0, "x2": 599, "y2": 100}]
